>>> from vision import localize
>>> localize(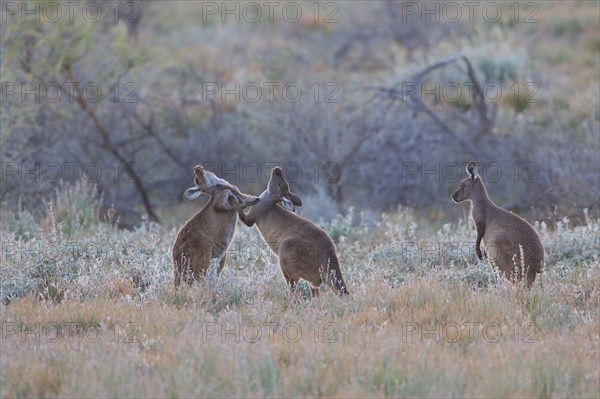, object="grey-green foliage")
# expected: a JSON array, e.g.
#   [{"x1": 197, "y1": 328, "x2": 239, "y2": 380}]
[
  {"x1": 2, "y1": 182, "x2": 598, "y2": 305},
  {"x1": 1, "y1": 1, "x2": 598, "y2": 224}
]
